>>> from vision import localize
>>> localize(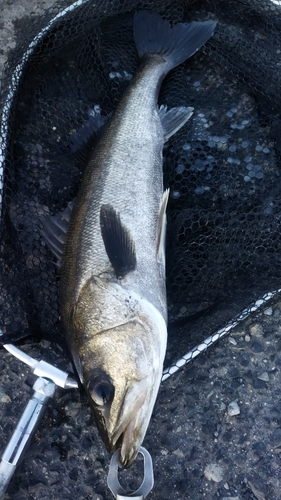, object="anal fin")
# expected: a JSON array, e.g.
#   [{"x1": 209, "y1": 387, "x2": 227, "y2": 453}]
[
  {"x1": 159, "y1": 105, "x2": 193, "y2": 142},
  {"x1": 41, "y1": 200, "x2": 74, "y2": 265},
  {"x1": 100, "y1": 204, "x2": 136, "y2": 279},
  {"x1": 156, "y1": 188, "x2": 170, "y2": 266},
  {"x1": 69, "y1": 112, "x2": 107, "y2": 168}
]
